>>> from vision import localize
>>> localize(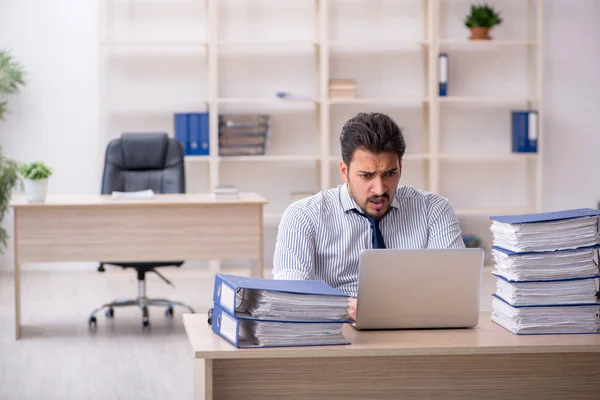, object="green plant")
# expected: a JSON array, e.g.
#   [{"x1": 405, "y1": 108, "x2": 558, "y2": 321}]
[
  {"x1": 0, "y1": 150, "x2": 21, "y2": 250},
  {"x1": 0, "y1": 49, "x2": 26, "y2": 121},
  {"x1": 464, "y1": 3, "x2": 503, "y2": 28},
  {"x1": 0, "y1": 49, "x2": 26, "y2": 253},
  {"x1": 19, "y1": 162, "x2": 53, "y2": 180}
]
